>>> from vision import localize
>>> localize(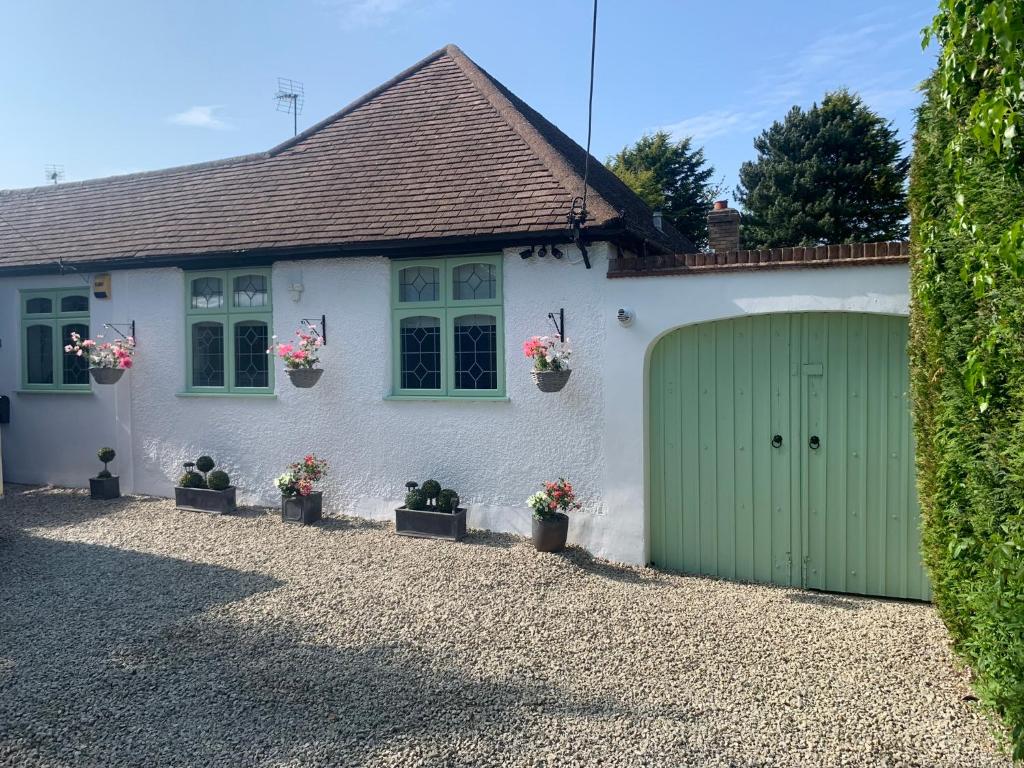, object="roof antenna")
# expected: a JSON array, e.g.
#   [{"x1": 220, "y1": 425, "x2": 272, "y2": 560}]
[
  {"x1": 567, "y1": 0, "x2": 597, "y2": 269},
  {"x1": 274, "y1": 77, "x2": 305, "y2": 137},
  {"x1": 44, "y1": 164, "x2": 64, "y2": 185}
]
